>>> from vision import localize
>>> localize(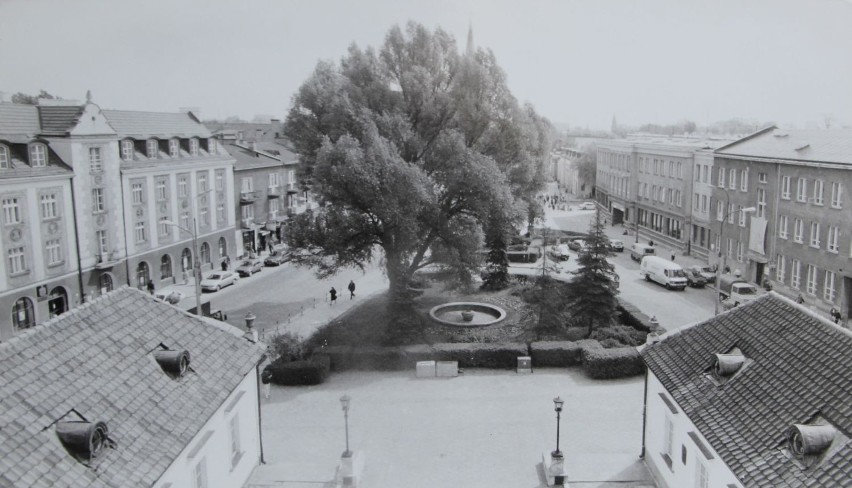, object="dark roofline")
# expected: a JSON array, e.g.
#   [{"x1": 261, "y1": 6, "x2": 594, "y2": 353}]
[{"x1": 714, "y1": 125, "x2": 778, "y2": 153}]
